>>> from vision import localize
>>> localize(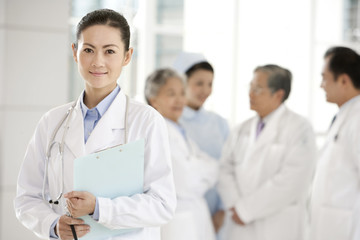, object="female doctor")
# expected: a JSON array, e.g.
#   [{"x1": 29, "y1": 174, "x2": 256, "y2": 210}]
[
  {"x1": 173, "y1": 53, "x2": 229, "y2": 234},
  {"x1": 14, "y1": 9, "x2": 176, "y2": 240},
  {"x1": 144, "y1": 68, "x2": 218, "y2": 240}
]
